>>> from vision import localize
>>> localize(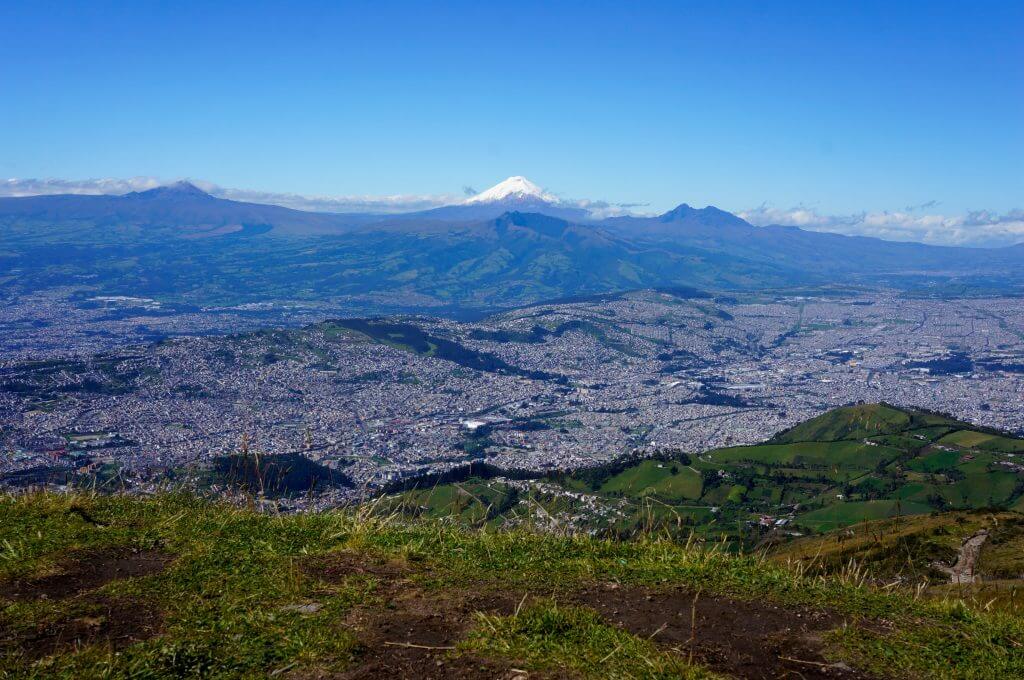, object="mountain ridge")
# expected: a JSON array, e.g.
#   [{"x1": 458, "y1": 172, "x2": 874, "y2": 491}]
[
  {"x1": 3, "y1": 180, "x2": 1024, "y2": 308},
  {"x1": 0, "y1": 178, "x2": 1015, "y2": 252}
]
